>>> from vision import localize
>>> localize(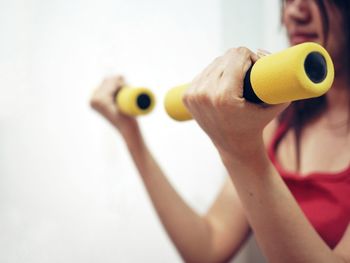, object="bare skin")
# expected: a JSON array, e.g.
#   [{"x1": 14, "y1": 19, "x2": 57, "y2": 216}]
[
  {"x1": 182, "y1": 0, "x2": 350, "y2": 262},
  {"x1": 90, "y1": 0, "x2": 350, "y2": 262},
  {"x1": 91, "y1": 76, "x2": 252, "y2": 263}
]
